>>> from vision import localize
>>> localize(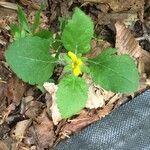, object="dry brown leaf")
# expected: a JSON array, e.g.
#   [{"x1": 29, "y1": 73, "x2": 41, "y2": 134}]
[
  {"x1": 25, "y1": 101, "x2": 44, "y2": 119},
  {"x1": 141, "y1": 50, "x2": 150, "y2": 76},
  {"x1": 44, "y1": 80, "x2": 105, "y2": 125},
  {"x1": 115, "y1": 22, "x2": 149, "y2": 91},
  {"x1": 115, "y1": 21, "x2": 142, "y2": 58},
  {"x1": 97, "y1": 12, "x2": 138, "y2": 27},
  {"x1": 1, "y1": 103, "x2": 16, "y2": 124},
  {"x1": 23, "y1": 126, "x2": 37, "y2": 147},
  {"x1": 146, "y1": 78, "x2": 150, "y2": 86},
  {"x1": 12, "y1": 119, "x2": 32, "y2": 141},
  {"x1": 34, "y1": 110, "x2": 55, "y2": 149},
  {"x1": 43, "y1": 82, "x2": 61, "y2": 125},
  {"x1": 20, "y1": 0, "x2": 44, "y2": 10},
  {"x1": 6, "y1": 75, "x2": 26, "y2": 105},
  {"x1": 115, "y1": 22, "x2": 150, "y2": 76},
  {"x1": 138, "y1": 57, "x2": 145, "y2": 74},
  {"x1": 97, "y1": 104, "x2": 114, "y2": 119},
  {"x1": 60, "y1": 110, "x2": 98, "y2": 135},
  {"x1": 0, "y1": 2, "x2": 17, "y2": 10},
  {"x1": 59, "y1": 104, "x2": 114, "y2": 138},
  {"x1": 0, "y1": 81, "x2": 6, "y2": 101},
  {"x1": 107, "y1": 94, "x2": 122, "y2": 104},
  {"x1": 86, "y1": 84, "x2": 105, "y2": 109},
  {"x1": 83, "y1": 0, "x2": 144, "y2": 20},
  {"x1": 83, "y1": 75, "x2": 105, "y2": 108},
  {"x1": 0, "y1": 141, "x2": 8, "y2": 150},
  {"x1": 86, "y1": 39, "x2": 111, "y2": 58}
]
